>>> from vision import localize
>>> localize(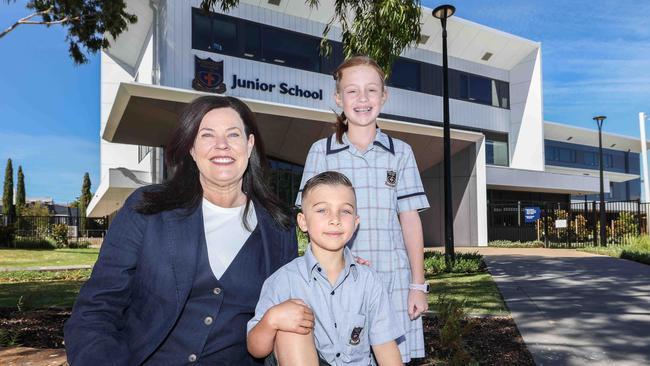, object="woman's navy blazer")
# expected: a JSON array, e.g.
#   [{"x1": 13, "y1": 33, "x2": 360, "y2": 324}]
[{"x1": 64, "y1": 187, "x2": 298, "y2": 365}]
